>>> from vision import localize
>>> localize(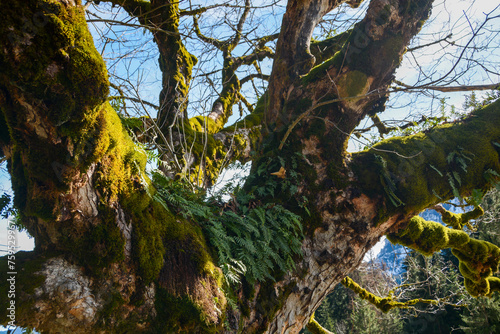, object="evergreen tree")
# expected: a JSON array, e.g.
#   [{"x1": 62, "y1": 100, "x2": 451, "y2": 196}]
[
  {"x1": 350, "y1": 299, "x2": 403, "y2": 334},
  {"x1": 314, "y1": 284, "x2": 352, "y2": 333},
  {"x1": 461, "y1": 295, "x2": 500, "y2": 334}
]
